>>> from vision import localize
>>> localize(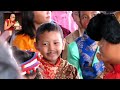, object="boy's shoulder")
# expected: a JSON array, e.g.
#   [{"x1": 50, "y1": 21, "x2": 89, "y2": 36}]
[{"x1": 58, "y1": 58, "x2": 80, "y2": 79}]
